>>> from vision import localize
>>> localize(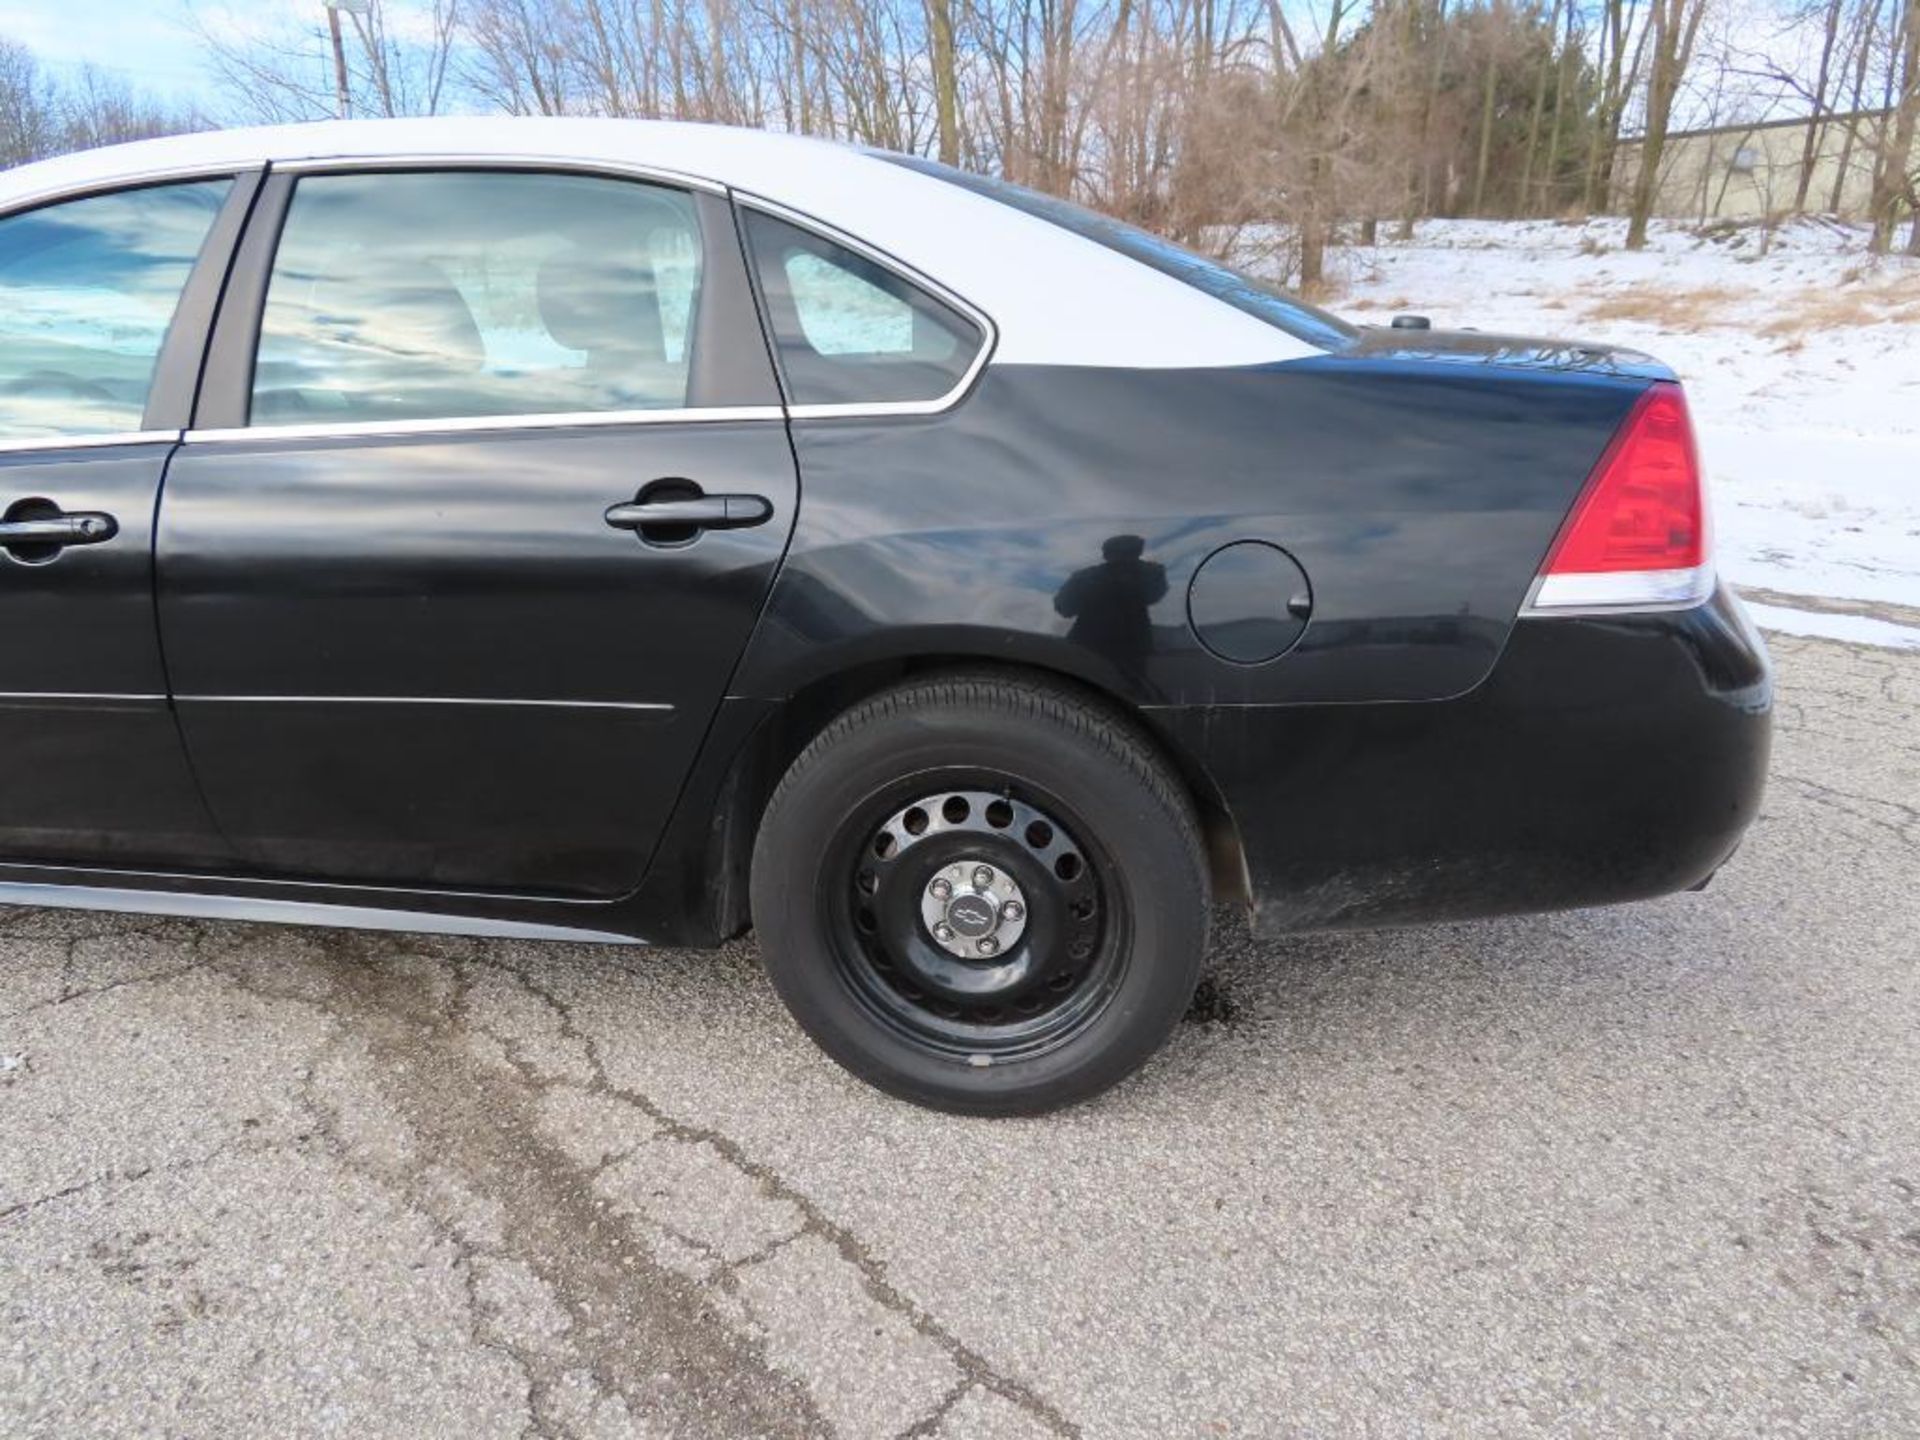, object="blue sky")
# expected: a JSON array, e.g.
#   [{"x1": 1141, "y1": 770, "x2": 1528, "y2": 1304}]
[{"x1": 2, "y1": 0, "x2": 228, "y2": 107}]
